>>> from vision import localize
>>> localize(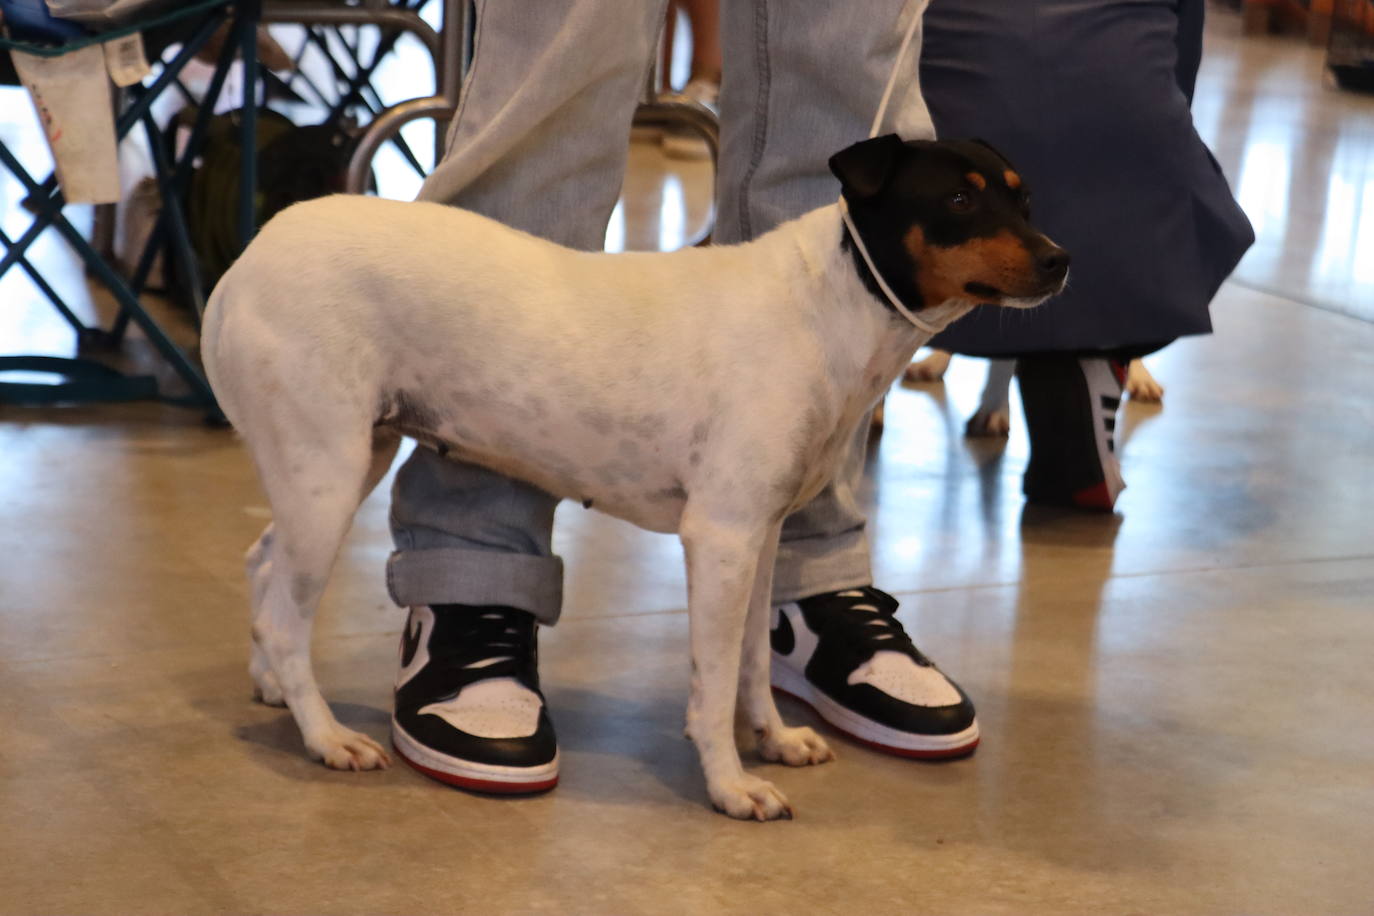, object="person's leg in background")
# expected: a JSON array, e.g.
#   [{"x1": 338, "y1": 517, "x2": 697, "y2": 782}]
[
  {"x1": 1015, "y1": 354, "x2": 1128, "y2": 511},
  {"x1": 660, "y1": 0, "x2": 724, "y2": 159},
  {"x1": 716, "y1": 0, "x2": 979, "y2": 758},
  {"x1": 918, "y1": 0, "x2": 1249, "y2": 514},
  {"x1": 1011, "y1": 1, "x2": 1207, "y2": 512},
  {"x1": 664, "y1": 0, "x2": 722, "y2": 88},
  {"x1": 1012, "y1": 1, "x2": 1206, "y2": 513},
  {"x1": 387, "y1": 0, "x2": 666, "y2": 792}
]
